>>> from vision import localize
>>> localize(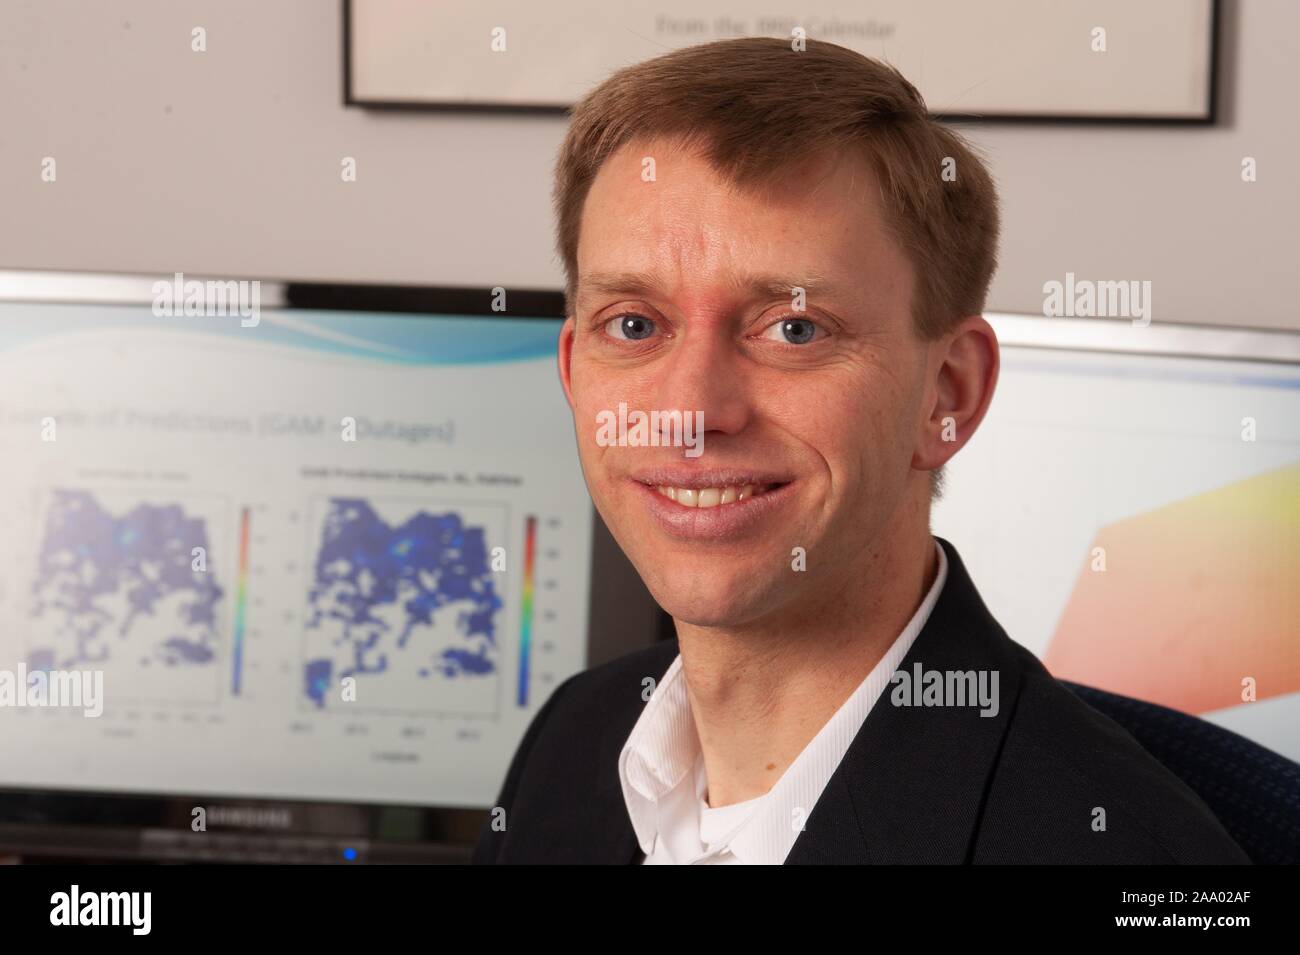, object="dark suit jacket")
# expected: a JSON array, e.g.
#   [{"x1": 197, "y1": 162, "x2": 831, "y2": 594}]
[{"x1": 473, "y1": 537, "x2": 1249, "y2": 864}]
